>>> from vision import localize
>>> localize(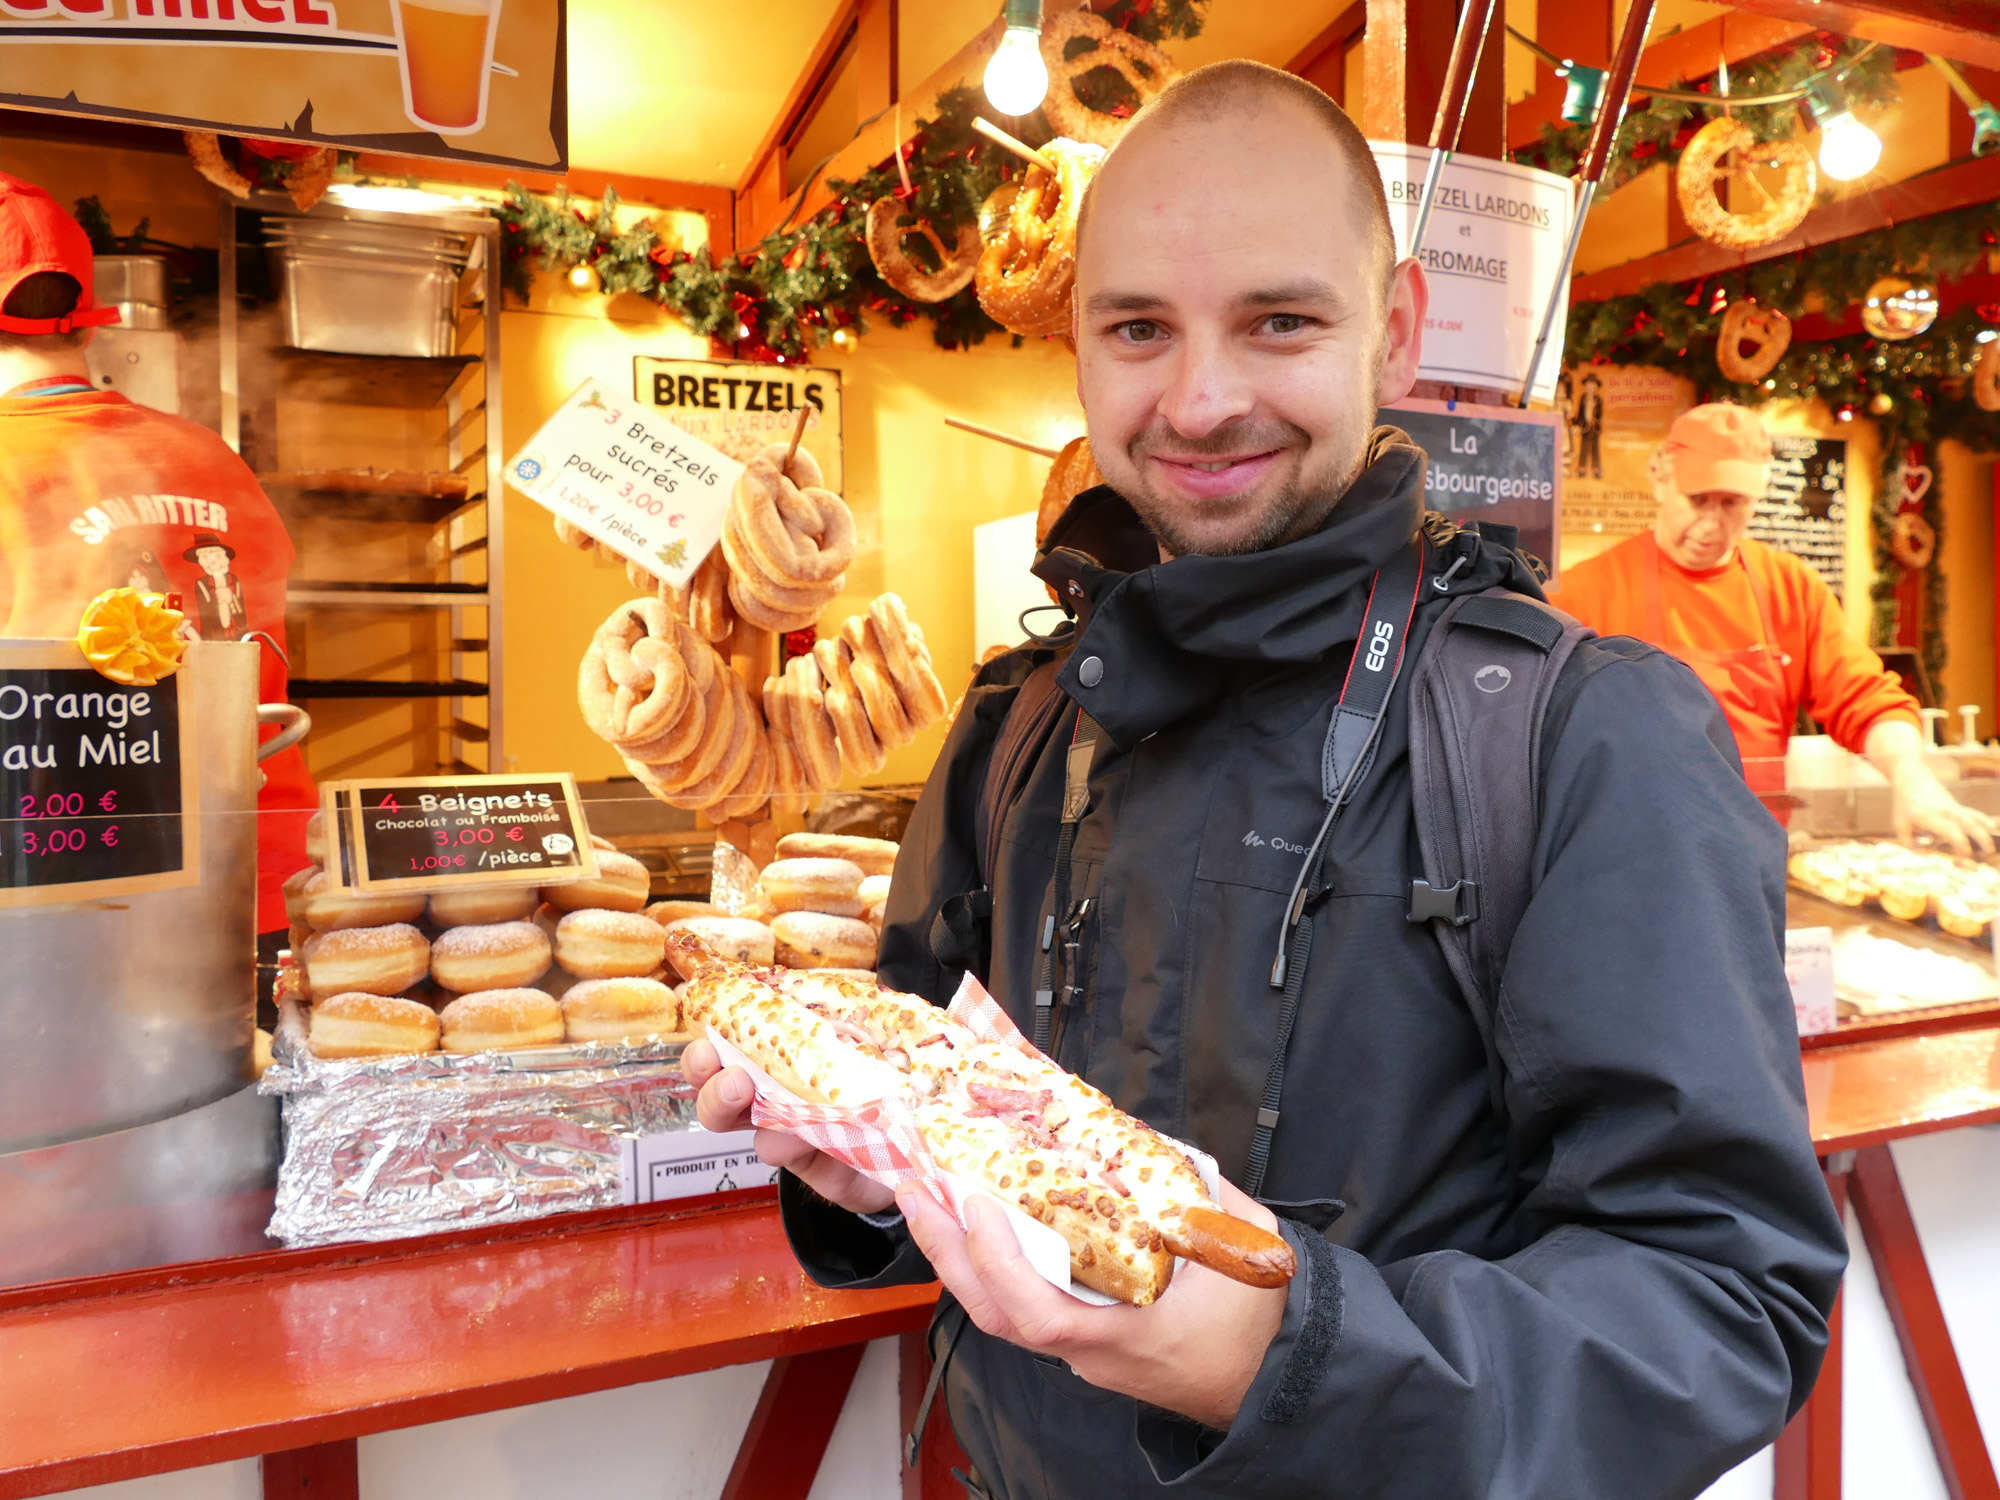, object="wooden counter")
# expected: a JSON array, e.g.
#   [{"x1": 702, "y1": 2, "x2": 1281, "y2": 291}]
[
  {"x1": 5, "y1": 1022, "x2": 1998, "y2": 1500},
  {"x1": 0, "y1": 1195, "x2": 936, "y2": 1499}
]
